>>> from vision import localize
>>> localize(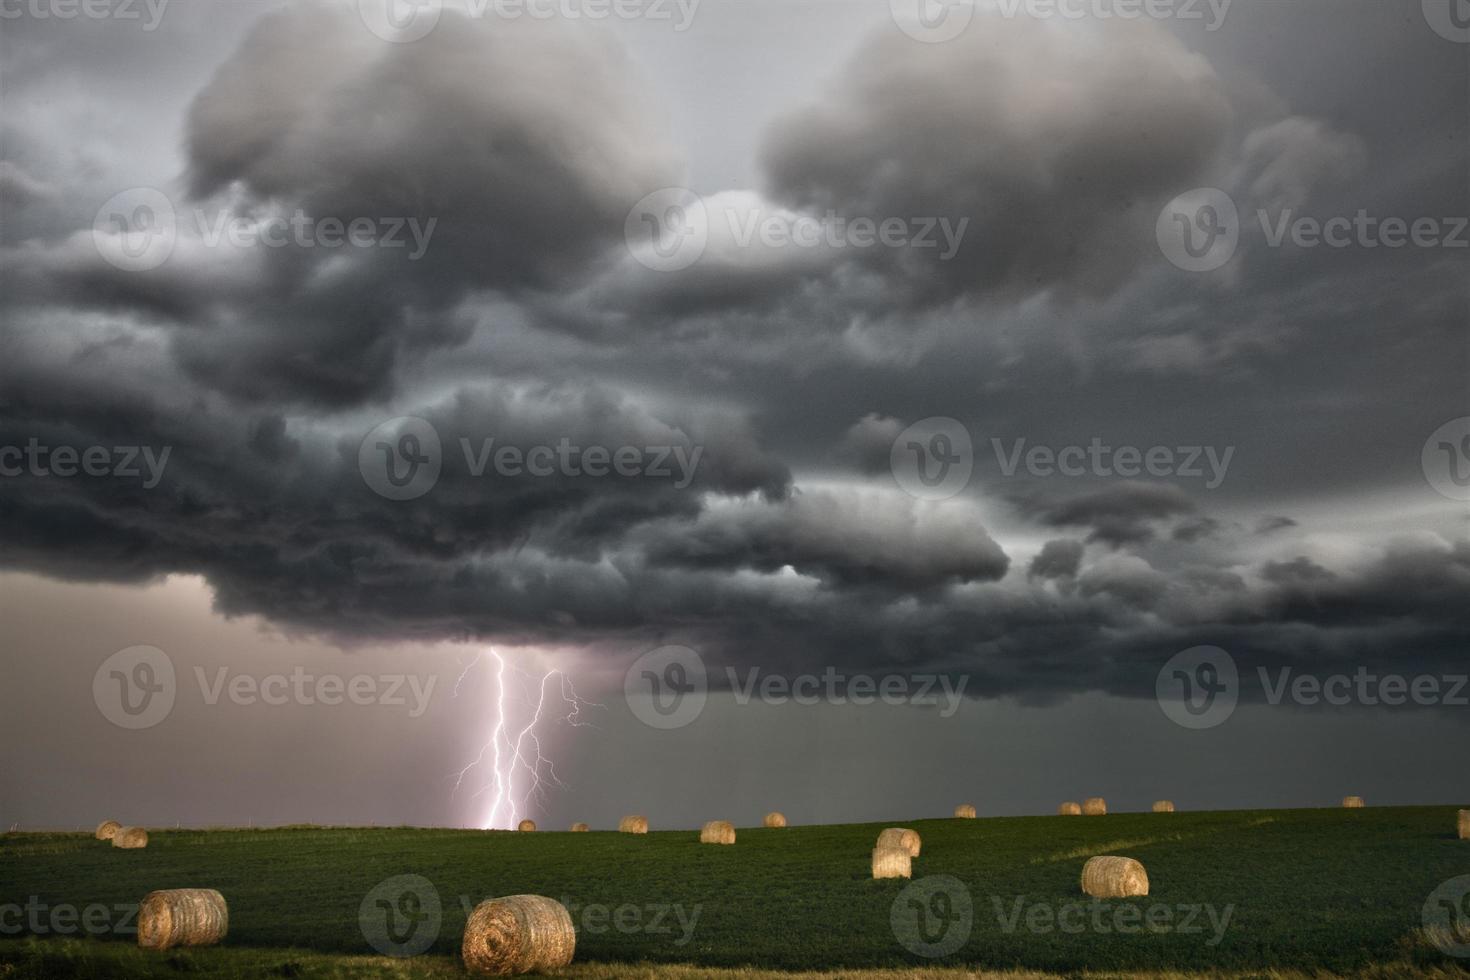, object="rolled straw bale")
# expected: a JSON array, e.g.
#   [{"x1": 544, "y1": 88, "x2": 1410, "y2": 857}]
[
  {"x1": 137, "y1": 889, "x2": 228, "y2": 950},
  {"x1": 1458, "y1": 810, "x2": 1468, "y2": 840},
  {"x1": 112, "y1": 827, "x2": 148, "y2": 849},
  {"x1": 876, "y1": 827, "x2": 921, "y2": 857},
  {"x1": 871, "y1": 846, "x2": 911, "y2": 880},
  {"x1": 95, "y1": 820, "x2": 122, "y2": 841},
  {"x1": 954, "y1": 804, "x2": 977, "y2": 819},
  {"x1": 763, "y1": 812, "x2": 787, "y2": 828},
  {"x1": 1342, "y1": 796, "x2": 1365, "y2": 808},
  {"x1": 1081, "y1": 856, "x2": 1149, "y2": 898},
  {"x1": 1082, "y1": 797, "x2": 1107, "y2": 816},
  {"x1": 1152, "y1": 800, "x2": 1176, "y2": 813},
  {"x1": 1057, "y1": 802, "x2": 1082, "y2": 816},
  {"x1": 517, "y1": 819, "x2": 537, "y2": 832},
  {"x1": 570, "y1": 823, "x2": 590, "y2": 833},
  {"x1": 699, "y1": 820, "x2": 735, "y2": 845},
  {"x1": 617, "y1": 815, "x2": 648, "y2": 834},
  {"x1": 462, "y1": 895, "x2": 575, "y2": 976}
]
